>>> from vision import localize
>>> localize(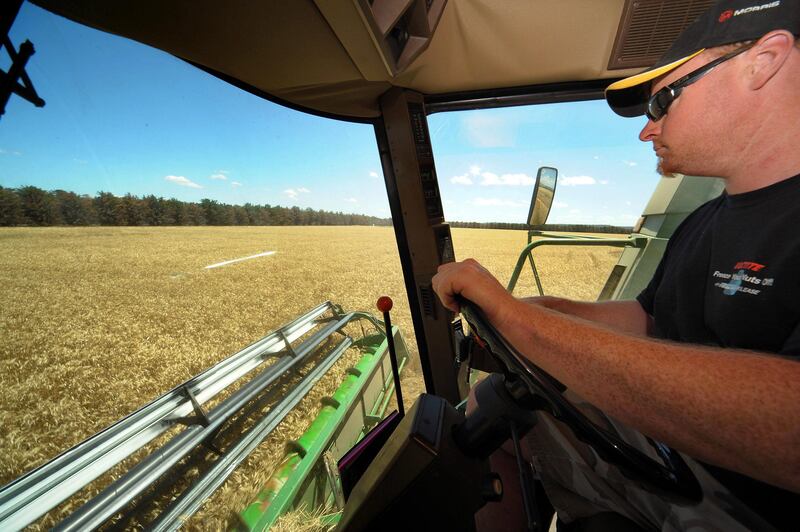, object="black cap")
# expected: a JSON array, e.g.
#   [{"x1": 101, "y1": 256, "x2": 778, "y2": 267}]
[{"x1": 606, "y1": 0, "x2": 800, "y2": 117}]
